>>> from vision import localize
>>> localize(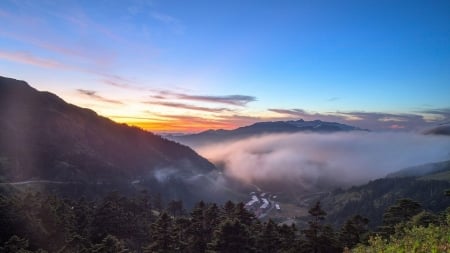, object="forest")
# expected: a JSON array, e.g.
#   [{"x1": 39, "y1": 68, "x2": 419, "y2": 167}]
[{"x1": 1, "y1": 189, "x2": 449, "y2": 253}]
